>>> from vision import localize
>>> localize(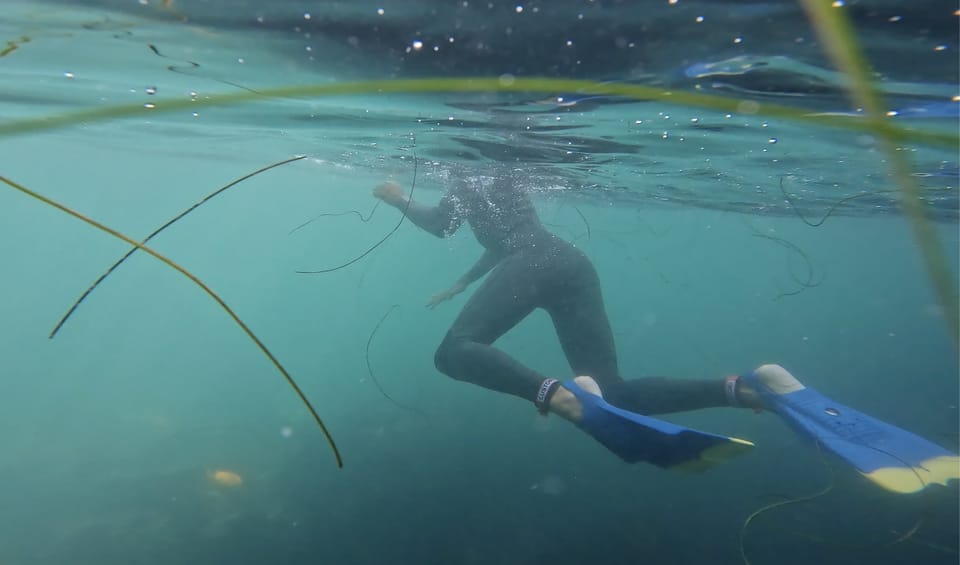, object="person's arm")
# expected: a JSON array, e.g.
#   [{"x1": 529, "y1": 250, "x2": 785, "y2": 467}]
[
  {"x1": 373, "y1": 181, "x2": 462, "y2": 238},
  {"x1": 427, "y1": 249, "x2": 500, "y2": 308},
  {"x1": 457, "y1": 248, "x2": 499, "y2": 286}
]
